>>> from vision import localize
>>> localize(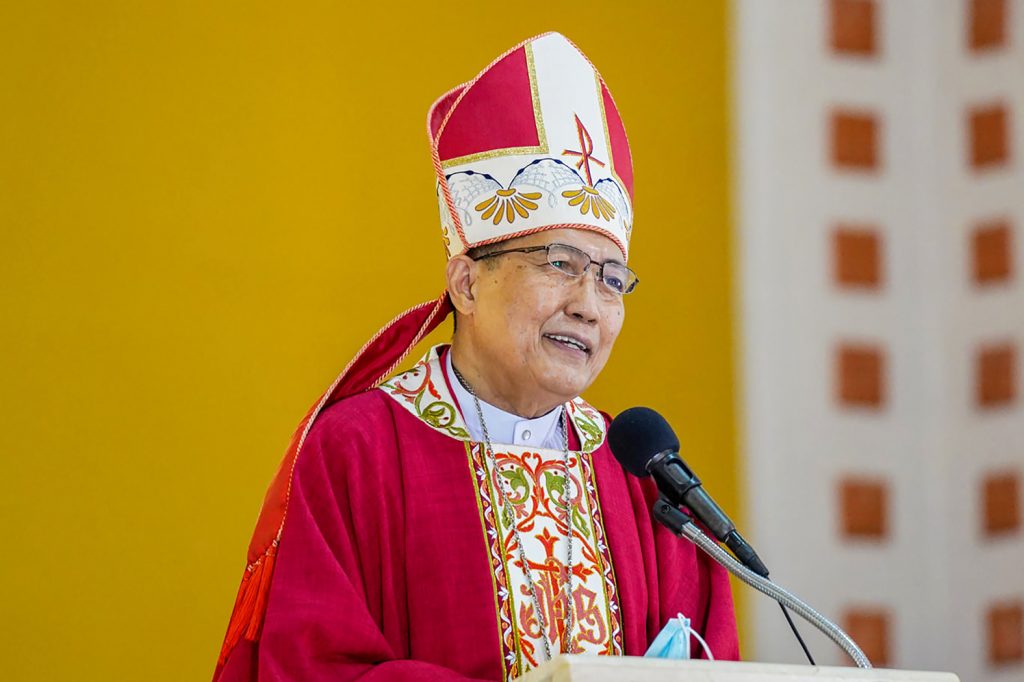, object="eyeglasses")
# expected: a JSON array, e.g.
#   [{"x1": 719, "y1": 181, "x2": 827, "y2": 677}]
[{"x1": 471, "y1": 242, "x2": 640, "y2": 295}]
